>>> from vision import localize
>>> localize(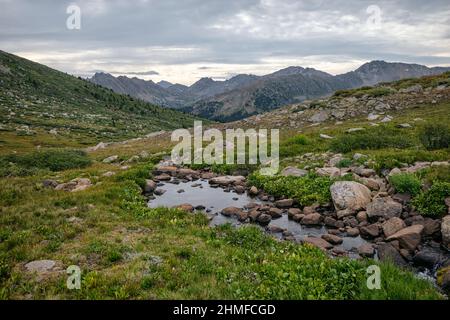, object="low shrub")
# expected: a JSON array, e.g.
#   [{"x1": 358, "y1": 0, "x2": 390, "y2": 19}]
[
  {"x1": 412, "y1": 181, "x2": 450, "y2": 217},
  {"x1": 330, "y1": 126, "x2": 415, "y2": 153},
  {"x1": 389, "y1": 173, "x2": 421, "y2": 196},
  {"x1": 336, "y1": 158, "x2": 353, "y2": 168},
  {"x1": 417, "y1": 166, "x2": 450, "y2": 185},
  {"x1": 419, "y1": 123, "x2": 450, "y2": 150},
  {"x1": 371, "y1": 149, "x2": 449, "y2": 171},
  {"x1": 0, "y1": 149, "x2": 91, "y2": 176}
]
